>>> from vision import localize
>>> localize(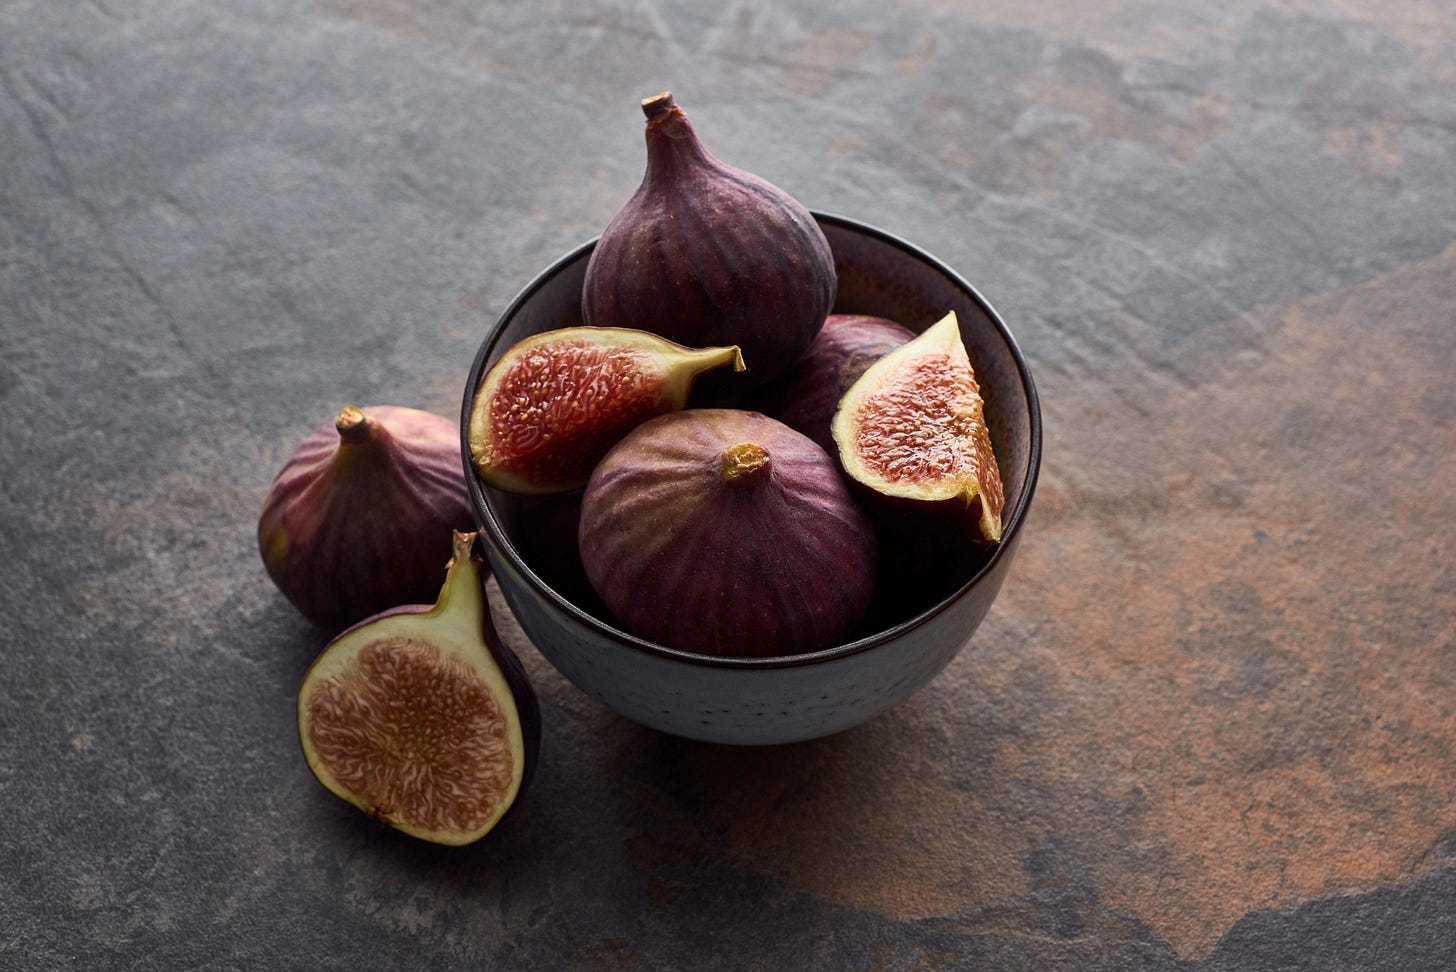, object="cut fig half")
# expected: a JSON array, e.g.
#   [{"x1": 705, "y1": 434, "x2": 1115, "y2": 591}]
[
  {"x1": 297, "y1": 531, "x2": 540, "y2": 846},
  {"x1": 468, "y1": 326, "x2": 745, "y2": 494},
  {"x1": 832, "y1": 311, "x2": 1006, "y2": 544}
]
